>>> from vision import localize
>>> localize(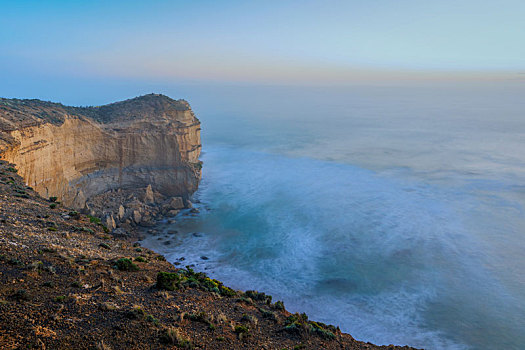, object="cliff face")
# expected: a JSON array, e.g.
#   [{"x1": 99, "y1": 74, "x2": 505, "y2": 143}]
[{"x1": 0, "y1": 94, "x2": 201, "y2": 216}]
